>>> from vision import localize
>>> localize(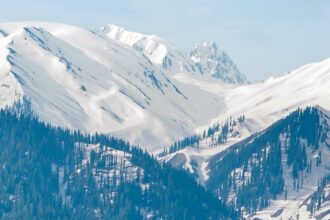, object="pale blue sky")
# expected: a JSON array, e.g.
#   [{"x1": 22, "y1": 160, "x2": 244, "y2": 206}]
[{"x1": 1, "y1": 0, "x2": 330, "y2": 81}]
